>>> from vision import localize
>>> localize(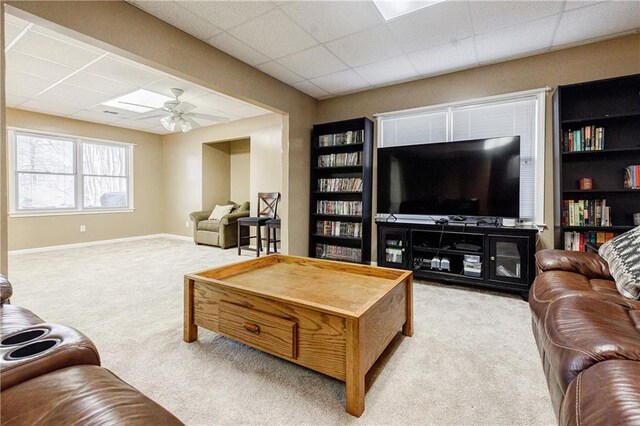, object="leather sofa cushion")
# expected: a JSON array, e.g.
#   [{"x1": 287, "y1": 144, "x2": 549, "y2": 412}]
[
  {"x1": 1, "y1": 365, "x2": 183, "y2": 425},
  {"x1": 1, "y1": 323, "x2": 101, "y2": 391},
  {"x1": 561, "y1": 360, "x2": 640, "y2": 426},
  {"x1": 1, "y1": 275, "x2": 12, "y2": 304},
  {"x1": 0, "y1": 304, "x2": 44, "y2": 336},
  {"x1": 535, "y1": 249, "x2": 611, "y2": 279},
  {"x1": 540, "y1": 296, "x2": 640, "y2": 392},
  {"x1": 197, "y1": 219, "x2": 220, "y2": 232}
]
